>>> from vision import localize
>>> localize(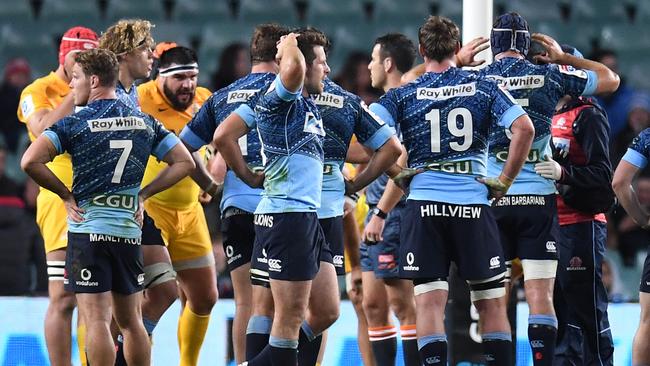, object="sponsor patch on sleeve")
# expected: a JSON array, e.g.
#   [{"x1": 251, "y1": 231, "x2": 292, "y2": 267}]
[
  {"x1": 21, "y1": 95, "x2": 35, "y2": 119},
  {"x1": 558, "y1": 65, "x2": 587, "y2": 79}
]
